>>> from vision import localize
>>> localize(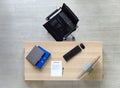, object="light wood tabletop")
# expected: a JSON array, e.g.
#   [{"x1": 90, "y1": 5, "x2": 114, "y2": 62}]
[{"x1": 24, "y1": 41, "x2": 103, "y2": 80}]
